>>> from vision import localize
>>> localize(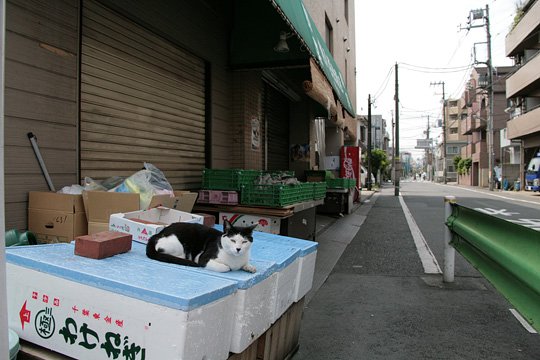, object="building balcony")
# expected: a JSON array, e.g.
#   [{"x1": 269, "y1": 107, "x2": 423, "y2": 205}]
[
  {"x1": 506, "y1": 52, "x2": 540, "y2": 98},
  {"x1": 447, "y1": 107, "x2": 459, "y2": 116},
  {"x1": 471, "y1": 141, "x2": 488, "y2": 165},
  {"x1": 507, "y1": 105, "x2": 540, "y2": 140},
  {"x1": 506, "y1": 0, "x2": 540, "y2": 57},
  {"x1": 463, "y1": 114, "x2": 486, "y2": 135}
]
